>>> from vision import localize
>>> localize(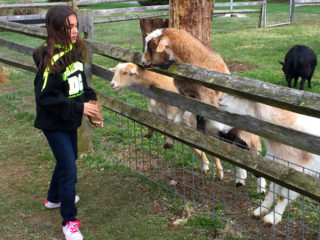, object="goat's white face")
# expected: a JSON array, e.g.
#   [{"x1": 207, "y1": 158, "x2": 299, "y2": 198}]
[
  {"x1": 210, "y1": 94, "x2": 242, "y2": 133},
  {"x1": 110, "y1": 63, "x2": 139, "y2": 91},
  {"x1": 142, "y1": 30, "x2": 175, "y2": 68},
  {"x1": 218, "y1": 94, "x2": 251, "y2": 116},
  {"x1": 218, "y1": 95, "x2": 241, "y2": 113}
]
